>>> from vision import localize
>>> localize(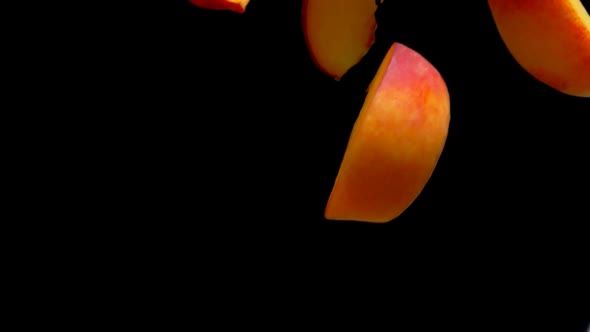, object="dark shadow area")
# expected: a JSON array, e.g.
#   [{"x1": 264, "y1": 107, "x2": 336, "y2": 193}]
[{"x1": 84, "y1": 2, "x2": 590, "y2": 318}]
